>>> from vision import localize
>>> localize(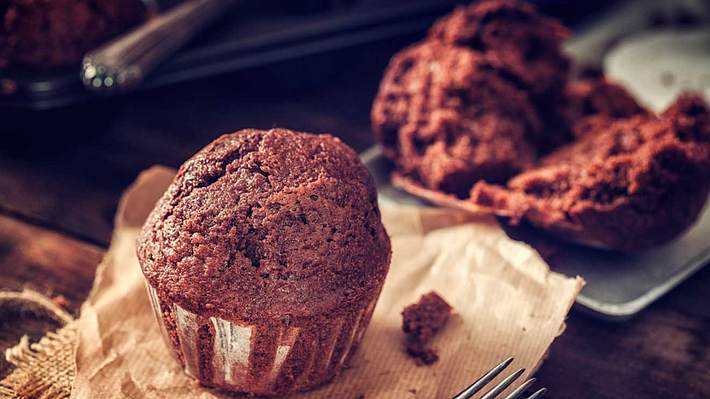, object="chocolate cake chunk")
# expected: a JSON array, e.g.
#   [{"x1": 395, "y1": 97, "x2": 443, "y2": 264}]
[
  {"x1": 0, "y1": 0, "x2": 146, "y2": 68},
  {"x1": 562, "y1": 77, "x2": 646, "y2": 138},
  {"x1": 429, "y1": 0, "x2": 570, "y2": 96},
  {"x1": 402, "y1": 292, "x2": 453, "y2": 366},
  {"x1": 471, "y1": 95, "x2": 710, "y2": 251},
  {"x1": 372, "y1": 41, "x2": 541, "y2": 197},
  {"x1": 138, "y1": 128, "x2": 391, "y2": 395},
  {"x1": 535, "y1": 77, "x2": 647, "y2": 151},
  {"x1": 564, "y1": 78, "x2": 644, "y2": 120}
]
